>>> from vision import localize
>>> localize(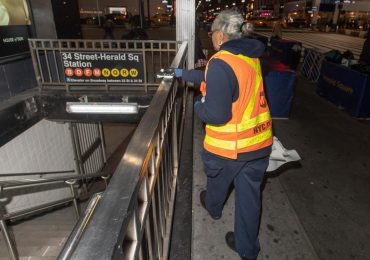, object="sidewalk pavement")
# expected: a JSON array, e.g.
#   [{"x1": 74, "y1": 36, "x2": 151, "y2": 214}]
[{"x1": 191, "y1": 70, "x2": 370, "y2": 259}]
